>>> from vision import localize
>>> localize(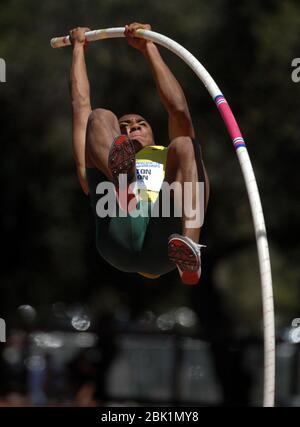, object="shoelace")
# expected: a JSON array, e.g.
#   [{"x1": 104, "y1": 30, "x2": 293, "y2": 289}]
[{"x1": 183, "y1": 236, "x2": 206, "y2": 255}]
